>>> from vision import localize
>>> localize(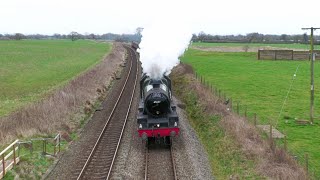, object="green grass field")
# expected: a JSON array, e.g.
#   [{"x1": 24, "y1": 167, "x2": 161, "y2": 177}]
[
  {"x1": 192, "y1": 42, "x2": 320, "y2": 50},
  {"x1": 0, "y1": 40, "x2": 111, "y2": 117},
  {"x1": 181, "y1": 47, "x2": 320, "y2": 177}
]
